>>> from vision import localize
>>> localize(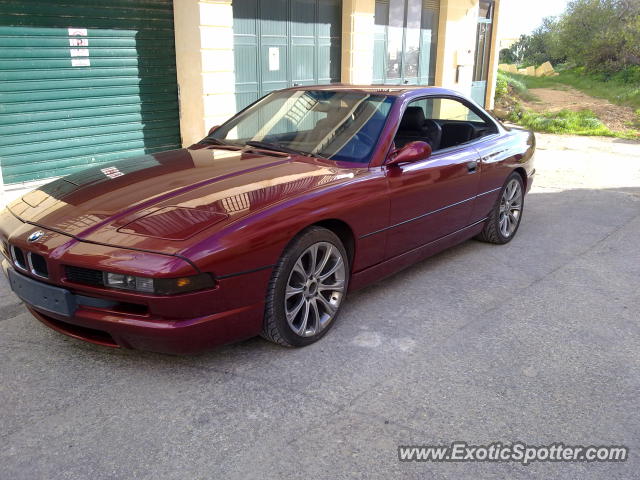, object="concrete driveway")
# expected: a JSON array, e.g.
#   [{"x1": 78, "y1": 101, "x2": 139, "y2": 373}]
[{"x1": 1, "y1": 133, "x2": 639, "y2": 479}]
